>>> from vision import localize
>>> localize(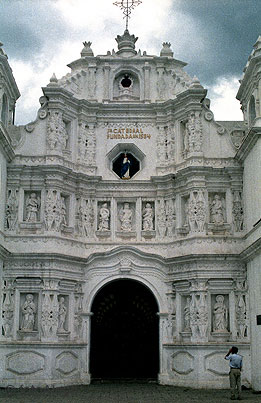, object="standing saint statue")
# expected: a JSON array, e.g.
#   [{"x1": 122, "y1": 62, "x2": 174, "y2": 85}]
[
  {"x1": 142, "y1": 203, "x2": 154, "y2": 231},
  {"x1": 25, "y1": 193, "x2": 40, "y2": 222},
  {"x1": 21, "y1": 294, "x2": 36, "y2": 331},
  {"x1": 58, "y1": 297, "x2": 67, "y2": 332},
  {"x1": 98, "y1": 203, "x2": 110, "y2": 231},
  {"x1": 120, "y1": 154, "x2": 131, "y2": 179},
  {"x1": 213, "y1": 295, "x2": 228, "y2": 332},
  {"x1": 119, "y1": 202, "x2": 133, "y2": 231},
  {"x1": 210, "y1": 194, "x2": 225, "y2": 225}
]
